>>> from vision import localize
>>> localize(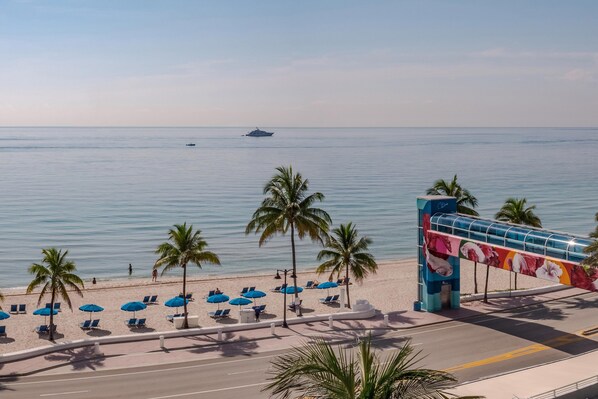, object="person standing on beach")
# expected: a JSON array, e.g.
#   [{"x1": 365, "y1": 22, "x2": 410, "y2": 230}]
[
  {"x1": 152, "y1": 268, "x2": 158, "y2": 282},
  {"x1": 254, "y1": 307, "x2": 261, "y2": 322},
  {"x1": 129, "y1": 263, "x2": 133, "y2": 276}
]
